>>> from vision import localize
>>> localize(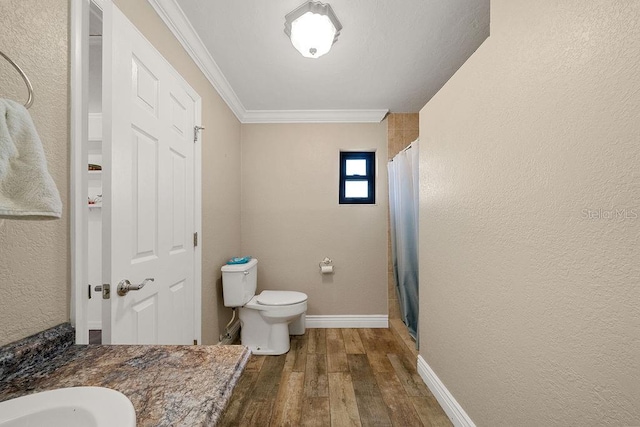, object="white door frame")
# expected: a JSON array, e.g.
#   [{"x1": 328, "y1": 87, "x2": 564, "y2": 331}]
[{"x1": 70, "y1": 0, "x2": 202, "y2": 345}]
